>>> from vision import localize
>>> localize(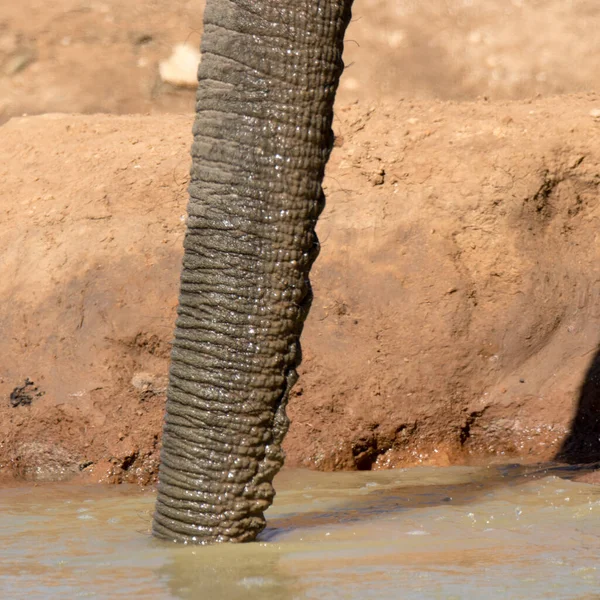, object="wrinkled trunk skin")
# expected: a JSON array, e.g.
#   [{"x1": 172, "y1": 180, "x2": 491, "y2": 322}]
[{"x1": 152, "y1": 0, "x2": 353, "y2": 544}]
